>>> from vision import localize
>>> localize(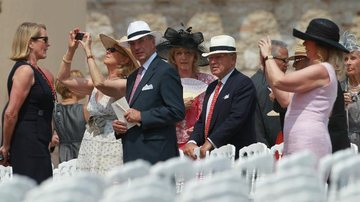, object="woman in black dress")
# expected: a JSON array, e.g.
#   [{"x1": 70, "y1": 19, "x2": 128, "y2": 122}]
[{"x1": 1, "y1": 22, "x2": 56, "y2": 184}]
